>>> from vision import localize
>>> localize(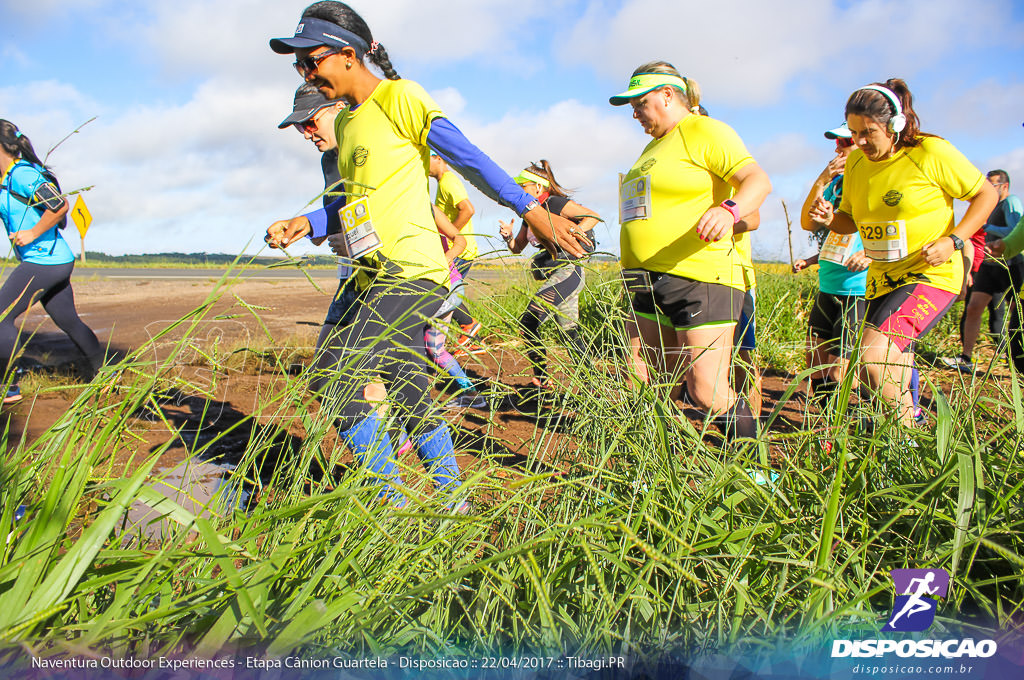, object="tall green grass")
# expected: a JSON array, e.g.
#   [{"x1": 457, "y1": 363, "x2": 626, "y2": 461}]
[{"x1": 0, "y1": 263, "x2": 1020, "y2": 661}]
